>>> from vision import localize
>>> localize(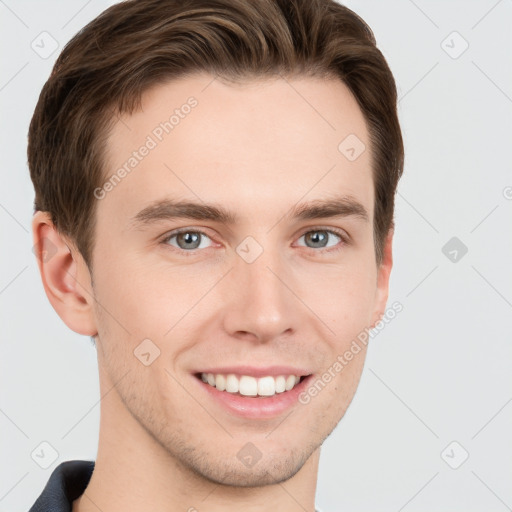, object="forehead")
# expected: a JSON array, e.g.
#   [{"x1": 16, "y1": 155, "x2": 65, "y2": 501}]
[{"x1": 101, "y1": 73, "x2": 374, "y2": 228}]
